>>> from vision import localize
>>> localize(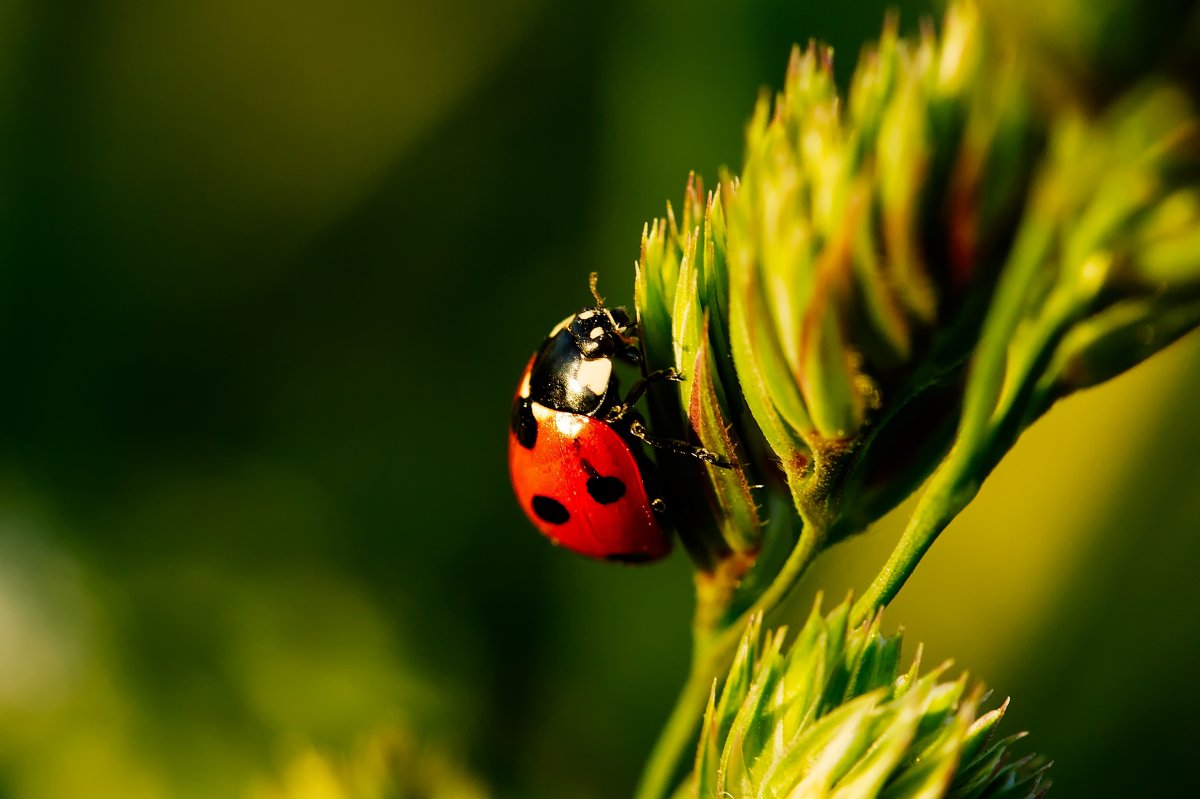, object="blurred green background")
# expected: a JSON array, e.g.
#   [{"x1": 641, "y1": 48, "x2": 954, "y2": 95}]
[{"x1": 1, "y1": 1, "x2": 1197, "y2": 797}]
